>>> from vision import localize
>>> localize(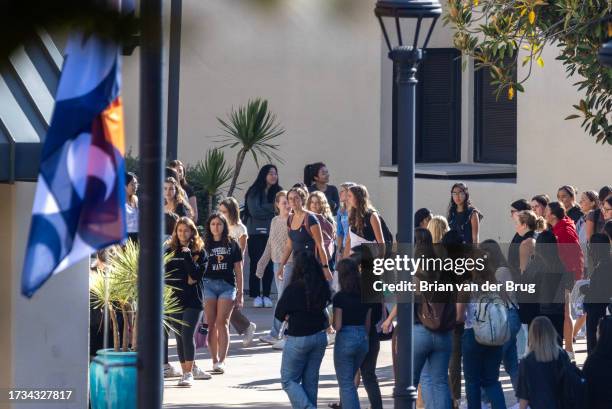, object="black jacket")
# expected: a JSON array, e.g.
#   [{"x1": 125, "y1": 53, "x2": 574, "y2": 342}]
[{"x1": 165, "y1": 247, "x2": 207, "y2": 309}]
